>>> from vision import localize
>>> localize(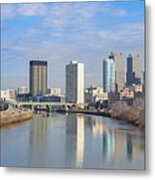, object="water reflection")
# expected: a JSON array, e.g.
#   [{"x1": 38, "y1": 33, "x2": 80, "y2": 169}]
[
  {"x1": 76, "y1": 115, "x2": 85, "y2": 168},
  {"x1": 1, "y1": 112, "x2": 144, "y2": 169},
  {"x1": 29, "y1": 113, "x2": 48, "y2": 167}
]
